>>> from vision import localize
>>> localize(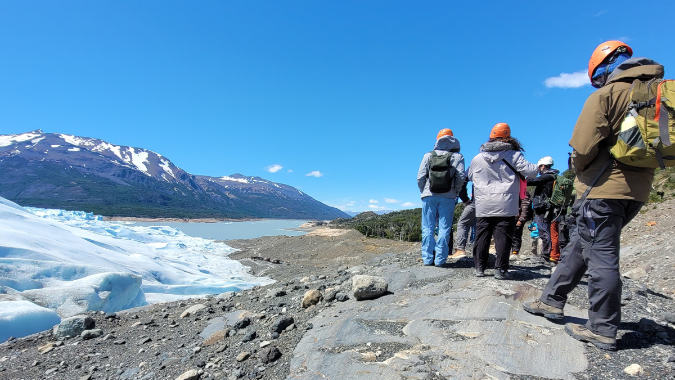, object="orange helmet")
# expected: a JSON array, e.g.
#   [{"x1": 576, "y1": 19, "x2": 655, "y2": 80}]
[
  {"x1": 490, "y1": 123, "x2": 511, "y2": 139},
  {"x1": 588, "y1": 40, "x2": 632, "y2": 80},
  {"x1": 436, "y1": 128, "x2": 453, "y2": 139}
]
